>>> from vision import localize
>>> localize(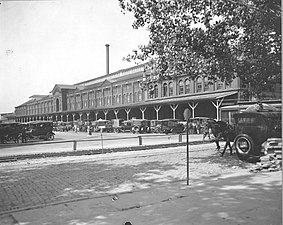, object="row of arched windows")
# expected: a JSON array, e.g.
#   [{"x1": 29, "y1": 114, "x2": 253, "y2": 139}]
[{"x1": 149, "y1": 77, "x2": 225, "y2": 99}]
